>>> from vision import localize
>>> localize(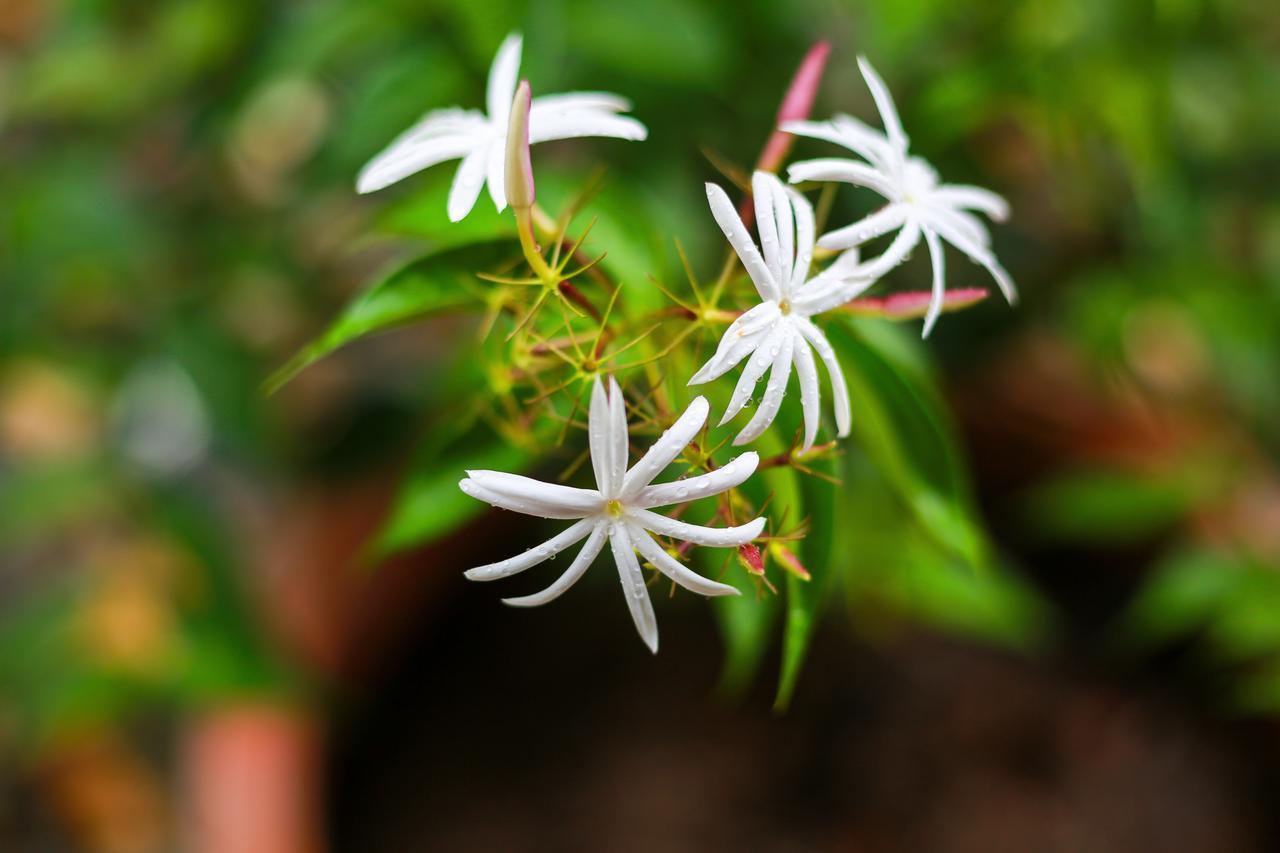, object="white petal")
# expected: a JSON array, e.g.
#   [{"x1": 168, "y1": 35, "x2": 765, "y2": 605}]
[
  {"x1": 792, "y1": 273, "x2": 876, "y2": 315},
  {"x1": 787, "y1": 158, "x2": 897, "y2": 200},
  {"x1": 501, "y1": 522, "x2": 609, "y2": 606},
  {"x1": 589, "y1": 377, "x2": 615, "y2": 495},
  {"x1": 720, "y1": 327, "x2": 784, "y2": 425},
  {"x1": 814, "y1": 203, "x2": 906, "y2": 249},
  {"x1": 795, "y1": 318, "x2": 850, "y2": 437},
  {"x1": 829, "y1": 217, "x2": 920, "y2": 278},
  {"x1": 926, "y1": 213, "x2": 1017, "y2": 305},
  {"x1": 921, "y1": 226, "x2": 946, "y2": 339},
  {"x1": 929, "y1": 205, "x2": 992, "y2": 249},
  {"x1": 770, "y1": 174, "x2": 796, "y2": 290},
  {"x1": 753, "y1": 172, "x2": 785, "y2": 287},
  {"x1": 688, "y1": 303, "x2": 781, "y2": 385},
  {"x1": 606, "y1": 376, "x2": 629, "y2": 494},
  {"x1": 486, "y1": 33, "x2": 523, "y2": 125},
  {"x1": 705, "y1": 183, "x2": 780, "y2": 302},
  {"x1": 791, "y1": 335, "x2": 822, "y2": 451},
  {"x1": 461, "y1": 470, "x2": 602, "y2": 518},
  {"x1": 632, "y1": 509, "x2": 766, "y2": 547},
  {"x1": 356, "y1": 132, "x2": 481, "y2": 194},
  {"x1": 447, "y1": 147, "x2": 489, "y2": 222},
  {"x1": 635, "y1": 451, "x2": 759, "y2": 508},
  {"x1": 485, "y1": 143, "x2": 507, "y2": 212},
  {"x1": 464, "y1": 518, "x2": 596, "y2": 580},
  {"x1": 629, "y1": 524, "x2": 740, "y2": 597},
  {"x1": 619, "y1": 396, "x2": 709, "y2": 500},
  {"x1": 933, "y1": 184, "x2": 1009, "y2": 220},
  {"x1": 857, "y1": 56, "x2": 908, "y2": 153},
  {"x1": 782, "y1": 114, "x2": 891, "y2": 167},
  {"x1": 531, "y1": 91, "x2": 632, "y2": 113},
  {"x1": 609, "y1": 524, "x2": 659, "y2": 653},
  {"x1": 529, "y1": 110, "x2": 647, "y2": 143},
  {"x1": 787, "y1": 187, "x2": 816, "y2": 294},
  {"x1": 733, "y1": 329, "x2": 794, "y2": 446}
]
